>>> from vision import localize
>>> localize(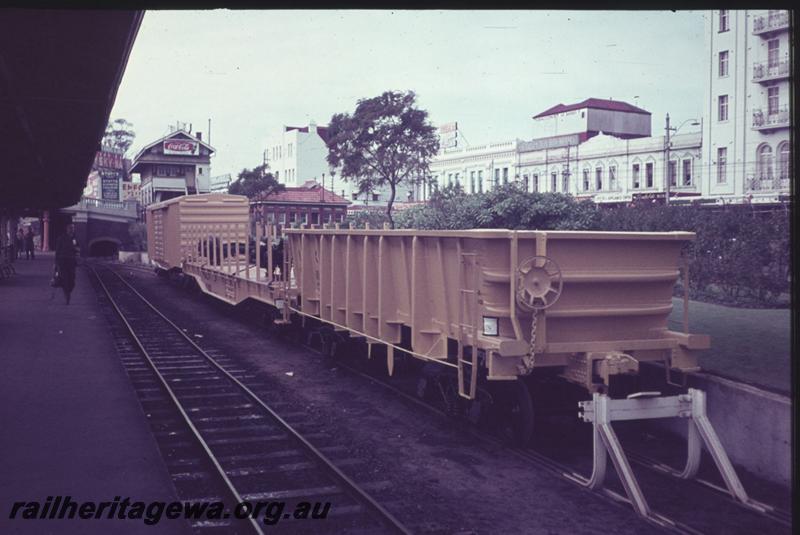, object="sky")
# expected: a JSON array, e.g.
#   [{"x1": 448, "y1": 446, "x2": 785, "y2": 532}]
[{"x1": 111, "y1": 10, "x2": 707, "y2": 178}]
